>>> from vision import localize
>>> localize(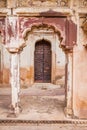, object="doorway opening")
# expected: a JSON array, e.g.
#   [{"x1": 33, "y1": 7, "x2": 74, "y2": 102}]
[{"x1": 34, "y1": 39, "x2": 51, "y2": 83}]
